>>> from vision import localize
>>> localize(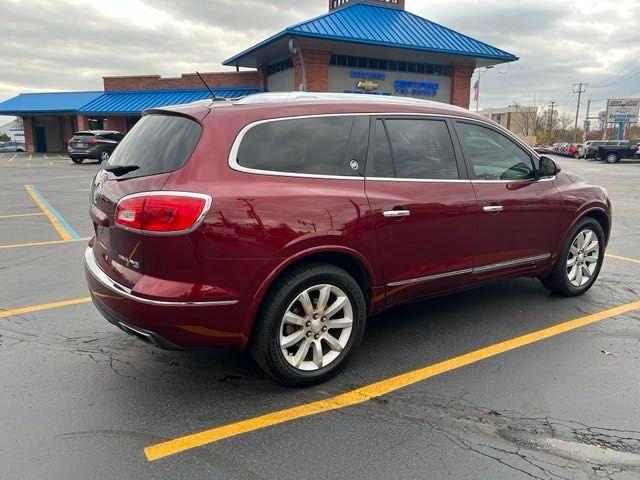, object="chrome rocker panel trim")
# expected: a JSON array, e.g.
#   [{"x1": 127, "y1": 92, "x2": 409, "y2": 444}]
[
  {"x1": 387, "y1": 254, "x2": 551, "y2": 288},
  {"x1": 85, "y1": 247, "x2": 238, "y2": 307}
]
